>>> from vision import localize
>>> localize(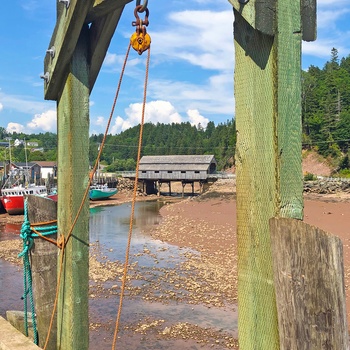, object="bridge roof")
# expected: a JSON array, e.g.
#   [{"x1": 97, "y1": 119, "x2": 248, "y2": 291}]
[
  {"x1": 140, "y1": 155, "x2": 216, "y2": 165},
  {"x1": 139, "y1": 155, "x2": 216, "y2": 172}
]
